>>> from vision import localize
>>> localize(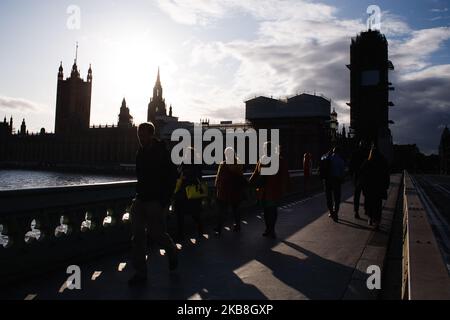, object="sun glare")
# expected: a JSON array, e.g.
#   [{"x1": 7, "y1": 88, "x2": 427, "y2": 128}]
[
  {"x1": 95, "y1": 31, "x2": 178, "y2": 117},
  {"x1": 110, "y1": 40, "x2": 162, "y2": 97}
]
